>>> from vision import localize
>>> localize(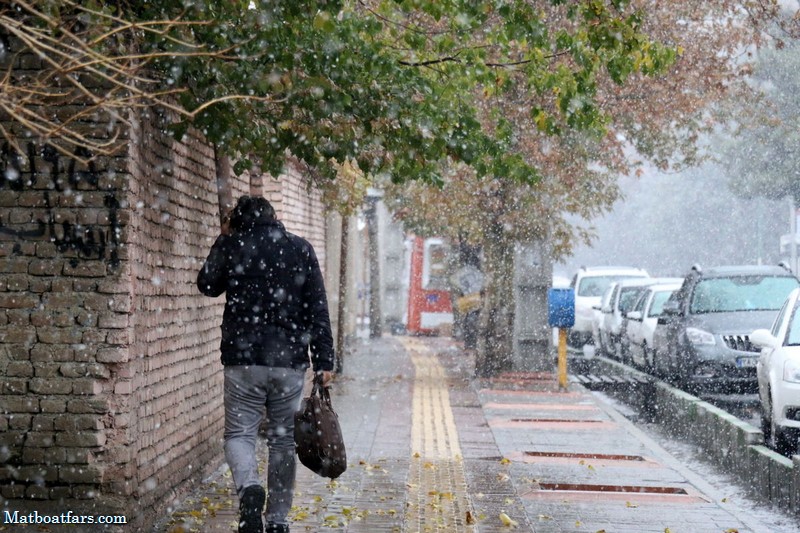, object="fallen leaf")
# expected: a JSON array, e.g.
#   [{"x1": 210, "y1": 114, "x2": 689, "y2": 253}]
[
  {"x1": 499, "y1": 512, "x2": 519, "y2": 528},
  {"x1": 625, "y1": 501, "x2": 638, "y2": 508},
  {"x1": 500, "y1": 457, "x2": 511, "y2": 465},
  {"x1": 466, "y1": 511, "x2": 476, "y2": 525}
]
